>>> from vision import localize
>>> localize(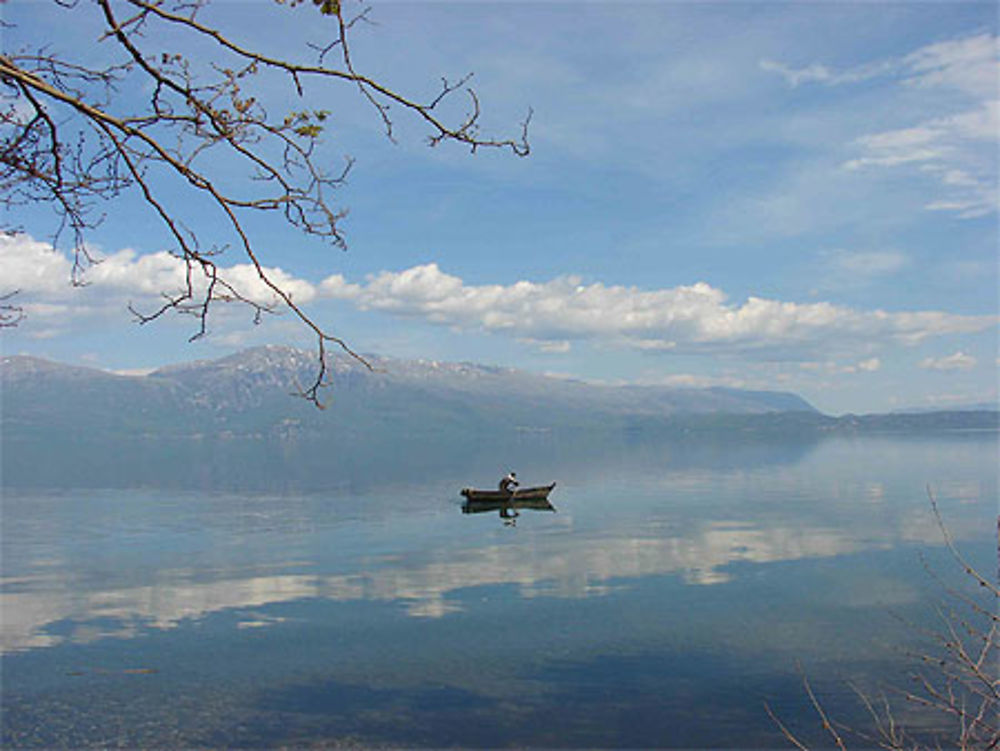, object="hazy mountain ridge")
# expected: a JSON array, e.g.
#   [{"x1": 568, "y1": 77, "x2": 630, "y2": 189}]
[
  {"x1": 6, "y1": 347, "x2": 999, "y2": 427},
  {"x1": 3, "y1": 347, "x2": 996, "y2": 490},
  {"x1": 5, "y1": 345, "x2": 818, "y2": 422}
]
